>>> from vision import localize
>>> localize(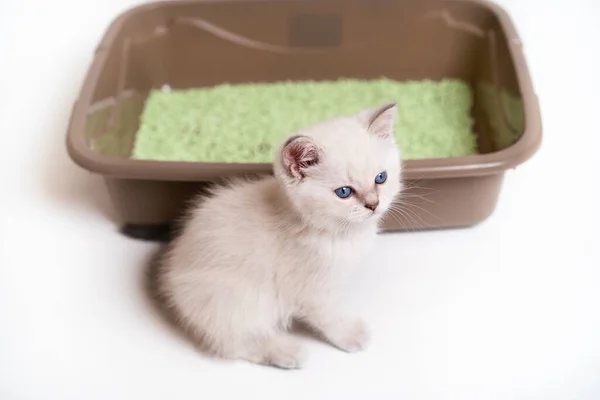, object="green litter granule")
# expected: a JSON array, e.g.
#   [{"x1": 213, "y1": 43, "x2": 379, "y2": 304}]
[{"x1": 132, "y1": 78, "x2": 477, "y2": 163}]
